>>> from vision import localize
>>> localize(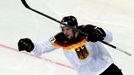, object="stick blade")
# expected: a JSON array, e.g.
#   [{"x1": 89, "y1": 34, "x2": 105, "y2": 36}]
[{"x1": 21, "y1": 0, "x2": 31, "y2": 9}]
